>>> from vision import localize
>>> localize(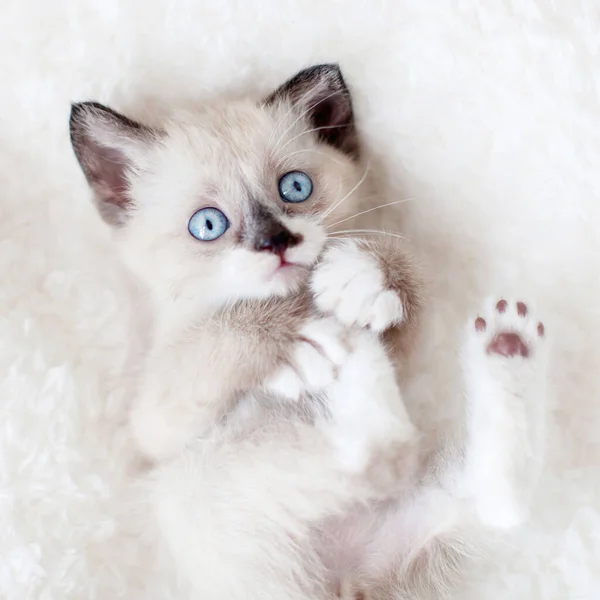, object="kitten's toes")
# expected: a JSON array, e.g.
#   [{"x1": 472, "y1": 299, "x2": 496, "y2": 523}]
[
  {"x1": 264, "y1": 318, "x2": 349, "y2": 400},
  {"x1": 471, "y1": 298, "x2": 546, "y2": 360},
  {"x1": 367, "y1": 290, "x2": 404, "y2": 333},
  {"x1": 311, "y1": 240, "x2": 404, "y2": 332},
  {"x1": 298, "y1": 318, "x2": 350, "y2": 367}
]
